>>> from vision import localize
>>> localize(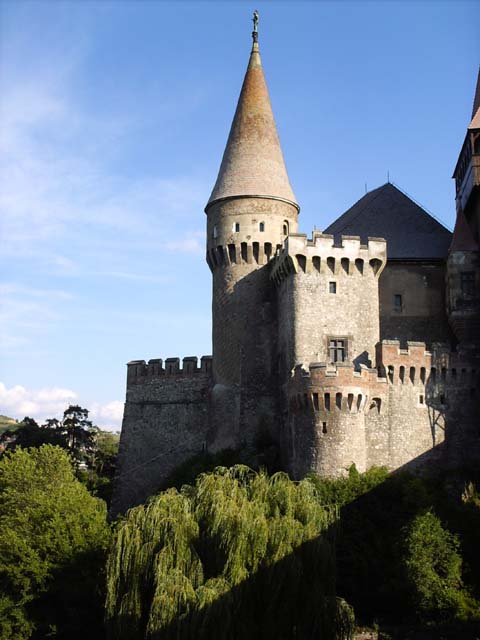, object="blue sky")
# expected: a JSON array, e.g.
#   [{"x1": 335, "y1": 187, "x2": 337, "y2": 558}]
[{"x1": 0, "y1": 1, "x2": 478, "y2": 429}]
